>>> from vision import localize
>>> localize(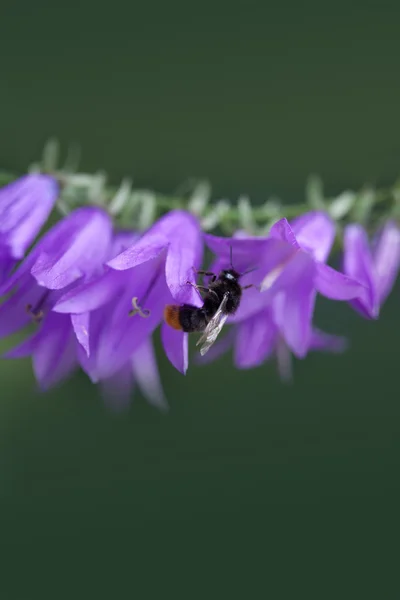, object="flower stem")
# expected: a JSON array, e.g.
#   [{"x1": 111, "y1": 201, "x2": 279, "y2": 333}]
[{"x1": 1, "y1": 160, "x2": 399, "y2": 241}]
